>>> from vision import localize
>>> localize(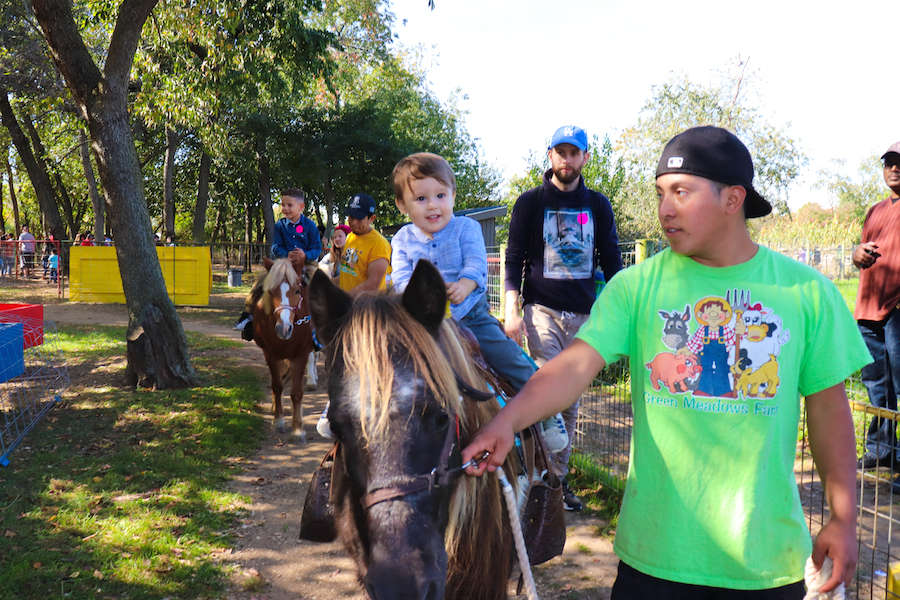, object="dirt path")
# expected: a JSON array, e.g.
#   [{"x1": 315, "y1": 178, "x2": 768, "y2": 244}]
[{"x1": 44, "y1": 301, "x2": 617, "y2": 600}]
